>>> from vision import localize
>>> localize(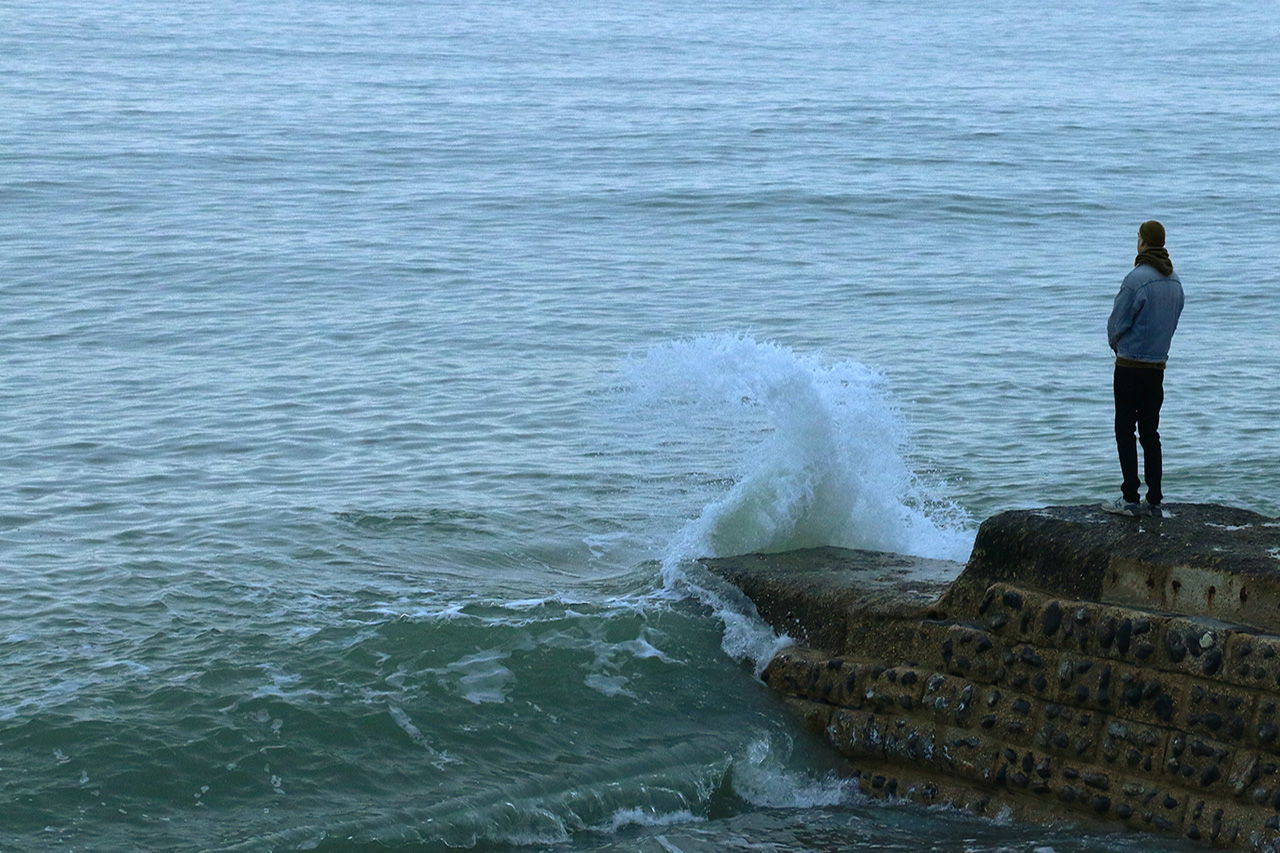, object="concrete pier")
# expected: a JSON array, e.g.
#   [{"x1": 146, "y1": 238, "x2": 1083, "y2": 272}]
[{"x1": 702, "y1": 504, "x2": 1280, "y2": 850}]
